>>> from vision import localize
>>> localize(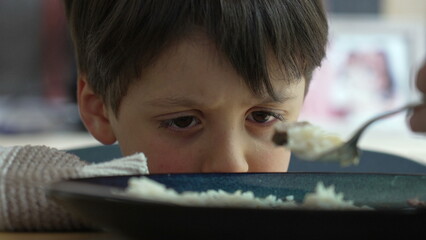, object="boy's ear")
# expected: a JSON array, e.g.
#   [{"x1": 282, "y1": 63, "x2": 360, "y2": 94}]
[{"x1": 77, "y1": 76, "x2": 117, "y2": 145}]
